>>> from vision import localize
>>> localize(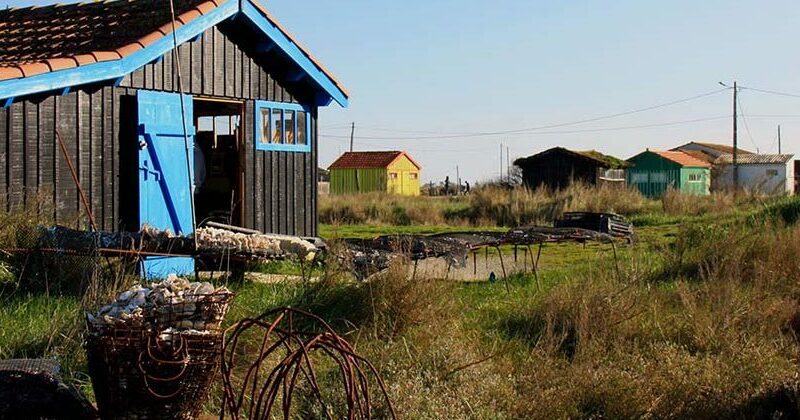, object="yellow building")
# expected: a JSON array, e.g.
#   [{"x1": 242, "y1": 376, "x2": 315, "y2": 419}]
[{"x1": 328, "y1": 151, "x2": 422, "y2": 195}]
